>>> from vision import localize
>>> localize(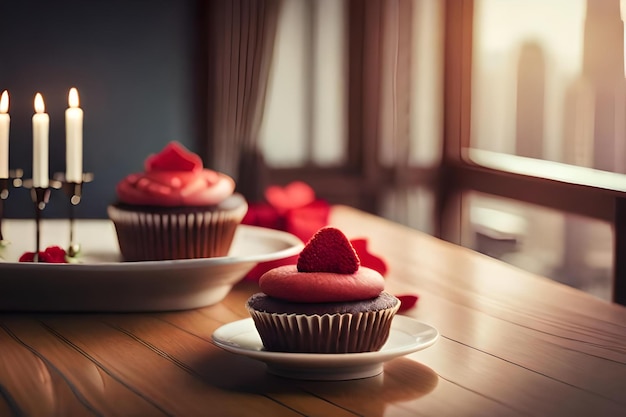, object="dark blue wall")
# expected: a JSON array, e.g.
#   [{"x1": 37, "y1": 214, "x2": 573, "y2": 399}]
[{"x1": 0, "y1": 0, "x2": 198, "y2": 218}]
